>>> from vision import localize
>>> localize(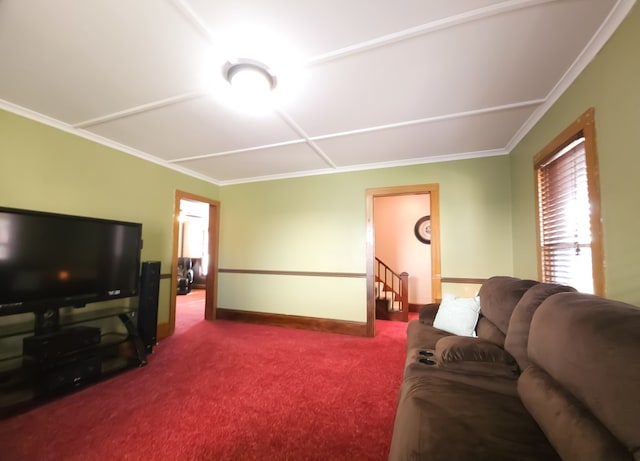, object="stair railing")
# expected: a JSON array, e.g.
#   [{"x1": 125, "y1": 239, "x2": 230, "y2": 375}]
[{"x1": 374, "y1": 257, "x2": 409, "y2": 319}]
